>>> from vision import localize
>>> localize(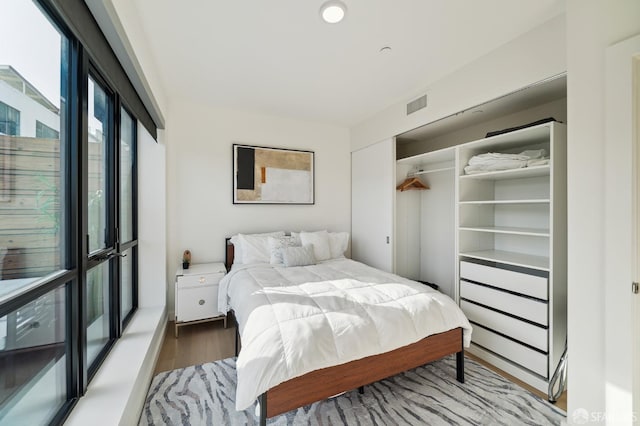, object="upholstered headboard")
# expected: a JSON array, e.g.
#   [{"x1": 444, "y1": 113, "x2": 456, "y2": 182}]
[{"x1": 225, "y1": 238, "x2": 234, "y2": 272}]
